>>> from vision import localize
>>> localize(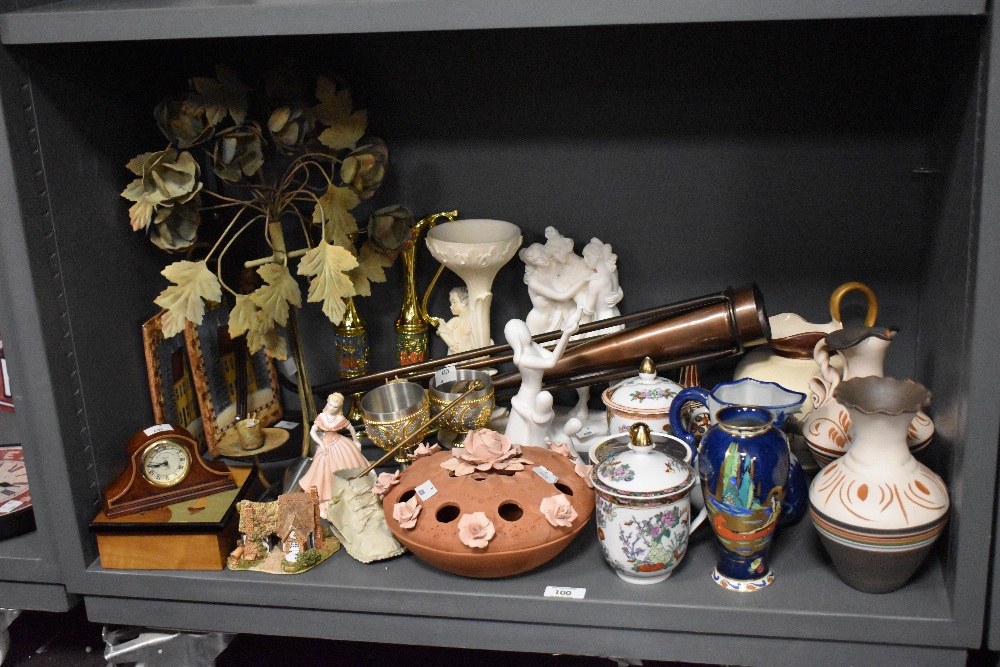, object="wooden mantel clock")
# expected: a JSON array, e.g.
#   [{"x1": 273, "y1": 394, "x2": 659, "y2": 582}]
[{"x1": 103, "y1": 424, "x2": 236, "y2": 518}]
